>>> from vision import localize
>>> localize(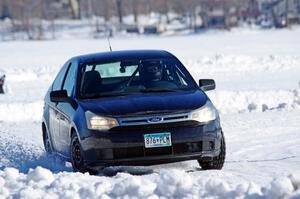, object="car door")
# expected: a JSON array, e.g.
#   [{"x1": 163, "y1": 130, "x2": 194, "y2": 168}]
[
  {"x1": 48, "y1": 63, "x2": 69, "y2": 152},
  {"x1": 56, "y1": 61, "x2": 77, "y2": 156}
]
